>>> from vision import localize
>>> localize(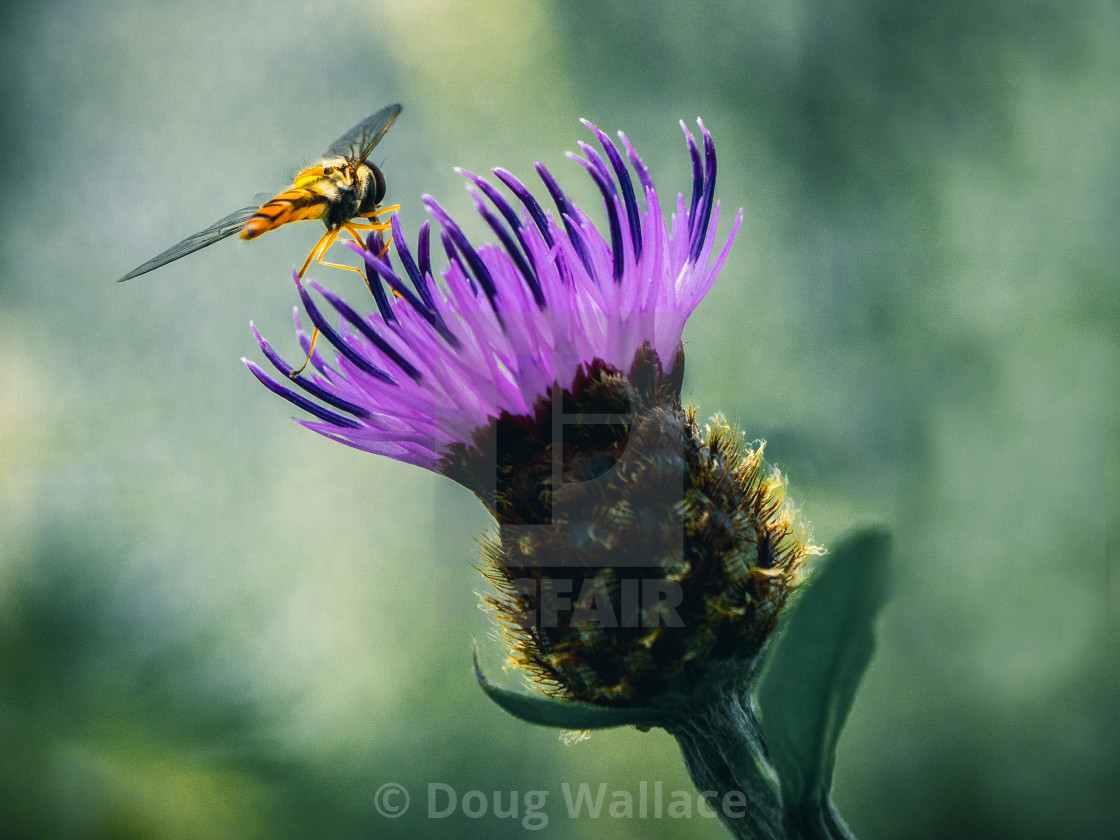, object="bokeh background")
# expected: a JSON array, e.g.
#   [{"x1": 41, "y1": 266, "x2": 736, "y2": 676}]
[{"x1": 1, "y1": 1, "x2": 1117, "y2": 837}]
